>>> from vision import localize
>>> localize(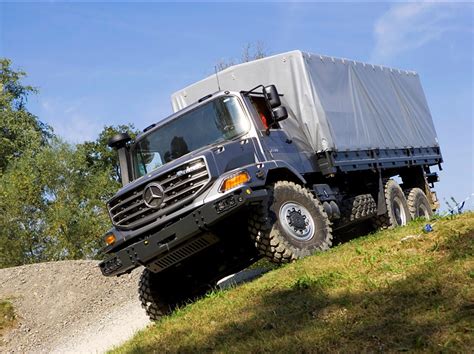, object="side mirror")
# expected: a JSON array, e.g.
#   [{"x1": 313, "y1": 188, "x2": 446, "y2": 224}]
[
  {"x1": 264, "y1": 85, "x2": 281, "y2": 108},
  {"x1": 272, "y1": 106, "x2": 288, "y2": 122},
  {"x1": 108, "y1": 133, "x2": 131, "y2": 150}
]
